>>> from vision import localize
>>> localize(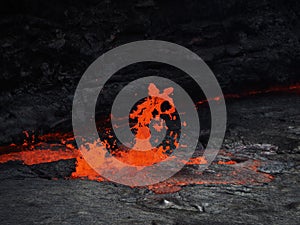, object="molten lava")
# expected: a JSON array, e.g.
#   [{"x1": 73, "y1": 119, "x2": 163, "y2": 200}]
[
  {"x1": 1, "y1": 83, "x2": 299, "y2": 192},
  {"x1": 196, "y1": 83, "x2": 300, "y2": 107},
  {"x1": 112, "y1": 83, "x2": 179, "y2": 166}
]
